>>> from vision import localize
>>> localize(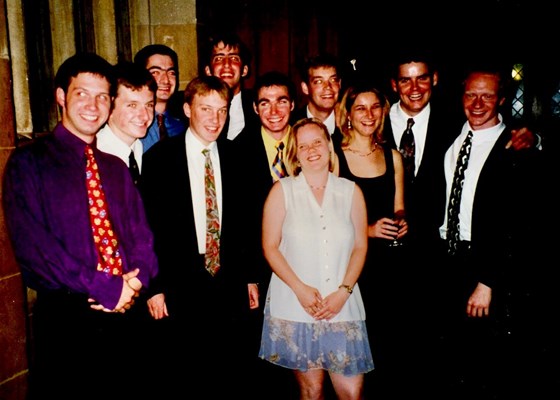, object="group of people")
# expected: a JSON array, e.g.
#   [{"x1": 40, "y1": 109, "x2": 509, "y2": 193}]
[{"x1": 3, "y1": 30, "x2": 554, "y2": 400}]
